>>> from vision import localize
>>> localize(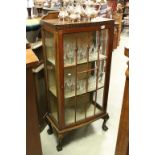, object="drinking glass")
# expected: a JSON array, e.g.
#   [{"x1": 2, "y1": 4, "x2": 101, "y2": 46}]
[
  {"x1": 67, "y1": 49, "x2": 74, "y2": 64},
  {"x1": 79, "y1": 80, "x2": 85, "y2": 93},
  {"x1": 65, "y1": 73, "x2": 73, "y2": 93},
  {"x1": 88, "y1": 75, "x2": 96, "y2": 90},
  {"x1": 98, "y1": 71, "x2": 104, "y2": 83},
  {"x1": 77, "y1": 48, "x2": 82, "y2": 63},
  {"x1": 64, "y1": 43, "x2": 69, "y2": 65},
  {"x1": 89, "y1": 44, "x2": 94, "y2": 59}
]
